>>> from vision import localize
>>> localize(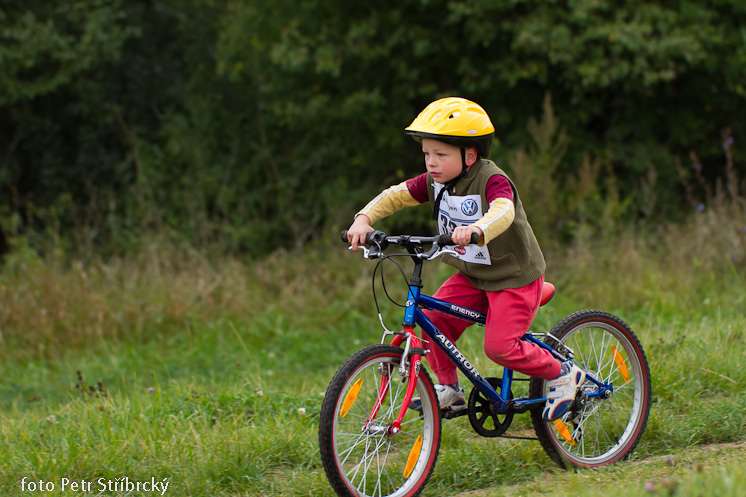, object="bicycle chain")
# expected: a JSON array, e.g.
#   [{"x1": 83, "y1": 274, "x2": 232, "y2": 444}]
[{"x1": 497, "y1": 434, "x2": 539, "y2": 441}]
